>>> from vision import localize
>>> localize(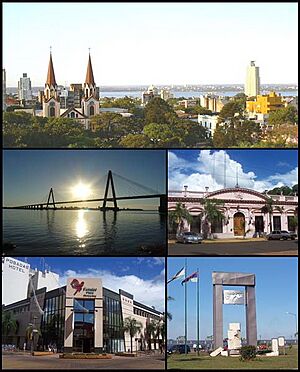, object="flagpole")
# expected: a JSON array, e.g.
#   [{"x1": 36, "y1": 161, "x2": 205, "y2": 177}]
[
  {"x1": 197, "y1": 268, "x2": 200, "y2": 356},
  {"x1": 185, "y1": 258, "x2": 188, "y2": 355}
]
